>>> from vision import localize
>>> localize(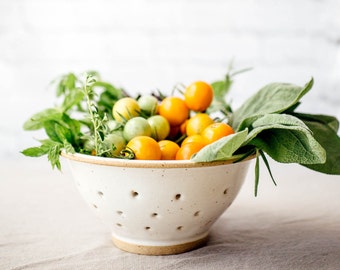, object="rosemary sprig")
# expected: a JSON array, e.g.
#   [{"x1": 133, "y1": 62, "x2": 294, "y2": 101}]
[{"x1": 81, "y1": 73, "x2": 110, "y2": 156}]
